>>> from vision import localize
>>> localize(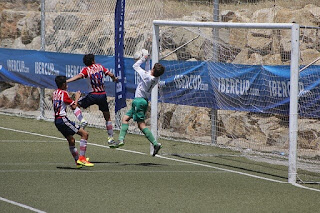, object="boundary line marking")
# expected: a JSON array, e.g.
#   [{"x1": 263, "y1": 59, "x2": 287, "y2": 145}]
[
  {"x1": 0, "y1": 170, "x2": 227, "y2": 174},
  {"x1": 0, "y1": 197, "x2": 46, "y2": 213},
  {"x1": 2, "y1": 126, "x2": 320, "y2": 193},
  {"x1": 0, "y1": 140, "x2": 63, "y2": 143}
]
